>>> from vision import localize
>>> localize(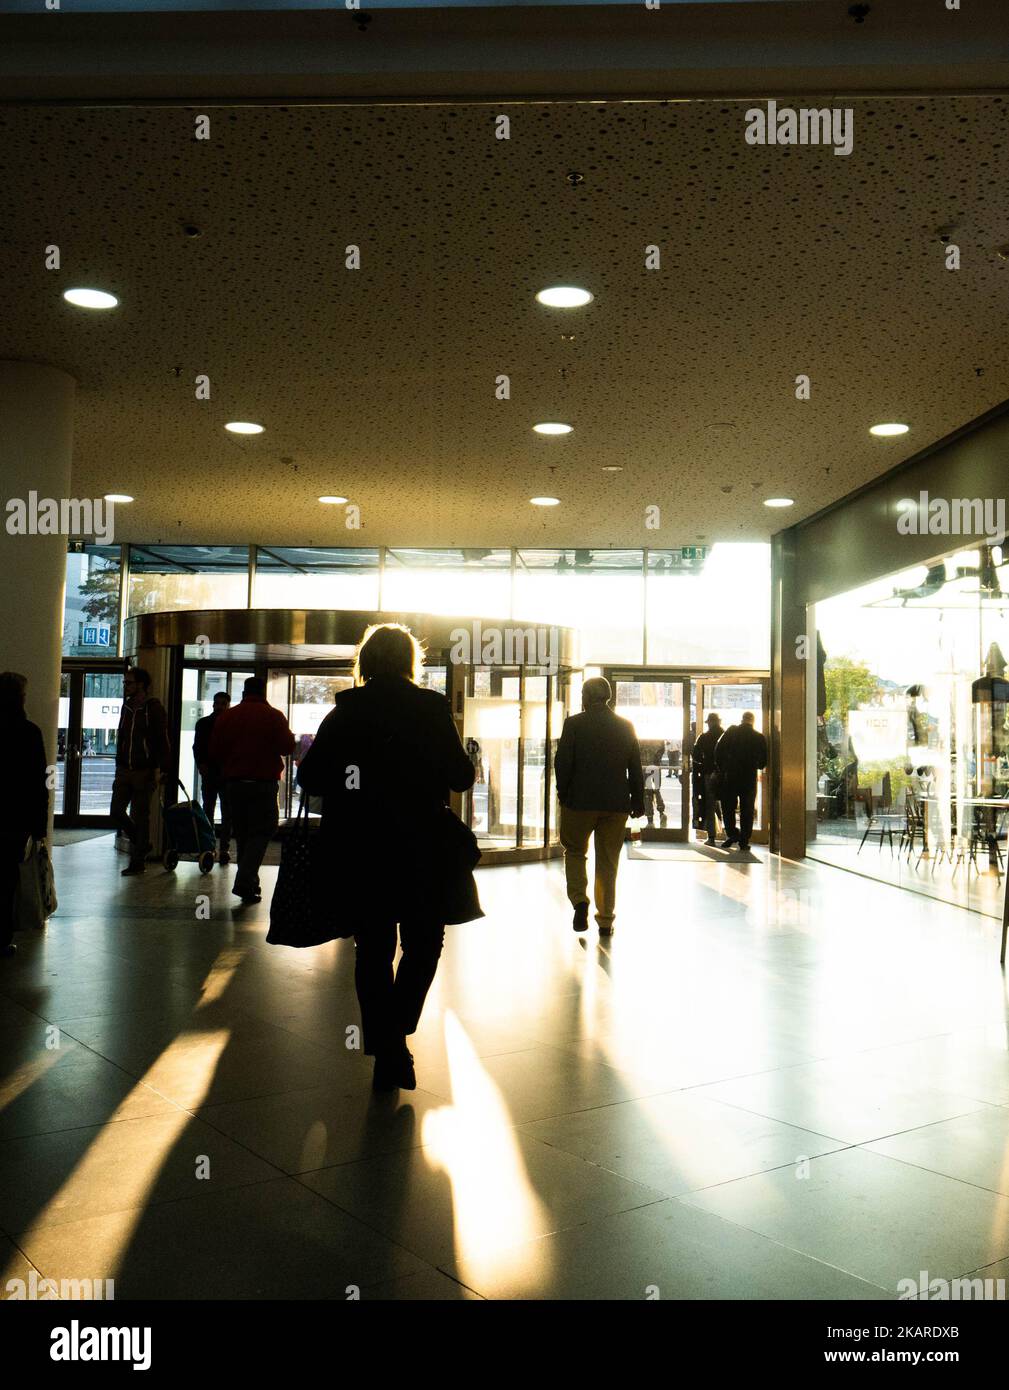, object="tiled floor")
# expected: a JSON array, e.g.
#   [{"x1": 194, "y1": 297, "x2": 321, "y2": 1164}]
[{"x1": 2, "y1": 833, "x2": 1008, "y2": 1300}]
